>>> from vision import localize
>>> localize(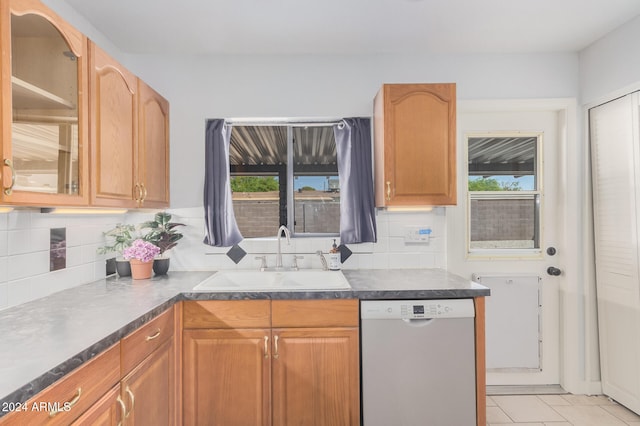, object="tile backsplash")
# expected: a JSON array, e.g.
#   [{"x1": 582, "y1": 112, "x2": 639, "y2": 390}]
[
  {"x1": 161, "y1": 207, "x2": 447, "y2": 273},
  {"x1": 0, "y1": 206, "x2": 447, "y2": 311},
  {"x1": 0, "y1": 210, "x2": 126, "y2": 311}
]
